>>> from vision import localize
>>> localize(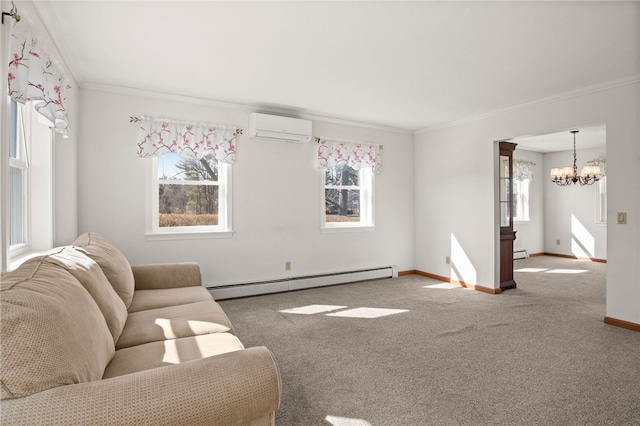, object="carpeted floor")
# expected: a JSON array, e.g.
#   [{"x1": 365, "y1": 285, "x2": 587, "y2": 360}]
[{"x1": 219, "y1": 256, "x2": 640, "y2": 425}]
